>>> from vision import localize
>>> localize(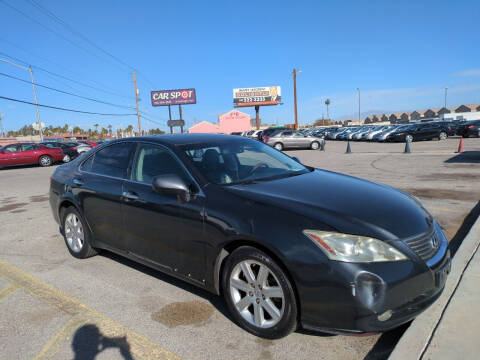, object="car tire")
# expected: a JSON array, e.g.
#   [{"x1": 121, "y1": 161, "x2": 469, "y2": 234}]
[
  {"x1": 439, "y1": 132, "x2": 447, "y2": 140},
  {"x1": 405, "y1": 134, "x2": 413, "y2": 143},
  {"x1": 63, "y1": 154, "x2": 71, "y2": 163},
  {"x1": 310, "y1": 141, "x2": 320, "y2": 150},
  {"x1": 61, "y1": 206, "x2": 97, "y2": 259},
  {"x1": 274, "y1": 142, "x2": 283, "y2": 151},
  {"x1": 38, "y1": 155, "x2": 53, "y2": 167},
  {"x1": 222, "y1": 246, "x2": 297, "y2": 339}
]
